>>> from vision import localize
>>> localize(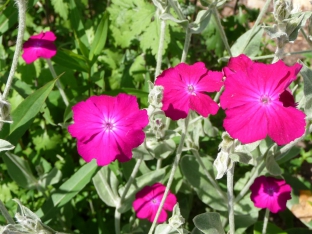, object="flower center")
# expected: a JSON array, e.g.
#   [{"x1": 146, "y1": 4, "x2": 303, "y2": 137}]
[
  {"x1": 151, "y1": 199, "x2": 158, "y2": 204},
  {"x1": 187, "y1": 85, "x2": 196, "y2": 96},
  {"x1": 266, "y1": 187, "x2": 276, "y2": 196},
  {"x1": 260, "y1": 94, "x2": 271, "y2": 105},
  {"x1": 103, "y1": 120, "x2": 115, "y2": 132}
]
